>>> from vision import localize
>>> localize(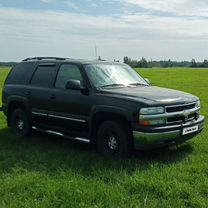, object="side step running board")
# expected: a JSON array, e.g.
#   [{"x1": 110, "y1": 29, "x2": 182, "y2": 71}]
[{"x1": 32, "y1": 126, "x2": 90, "y2": 143}]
